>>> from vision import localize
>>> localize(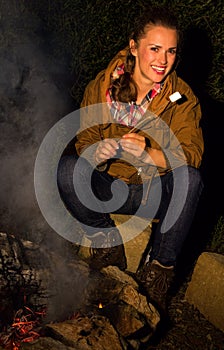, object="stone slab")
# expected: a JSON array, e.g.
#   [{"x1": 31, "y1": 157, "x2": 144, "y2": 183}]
[
  {"x1": 78, "y1": 214, "x2": 152, "y2": 273},
  {"x1": 185, "y1": 252, "x2": 224, "y2": 332}
]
